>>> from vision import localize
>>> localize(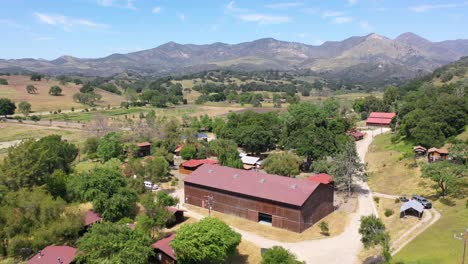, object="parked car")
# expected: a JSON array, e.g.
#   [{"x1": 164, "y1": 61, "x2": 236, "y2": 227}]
[
  {"x1": 151, "y1": 184, "x2": 159, "y2": 192},
  {"x1": 412, "y1": 195, "x2": 432, "y2": 209},
  {"x1": 399, "y1": 196, "x2": 409, "y2": 202}
]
